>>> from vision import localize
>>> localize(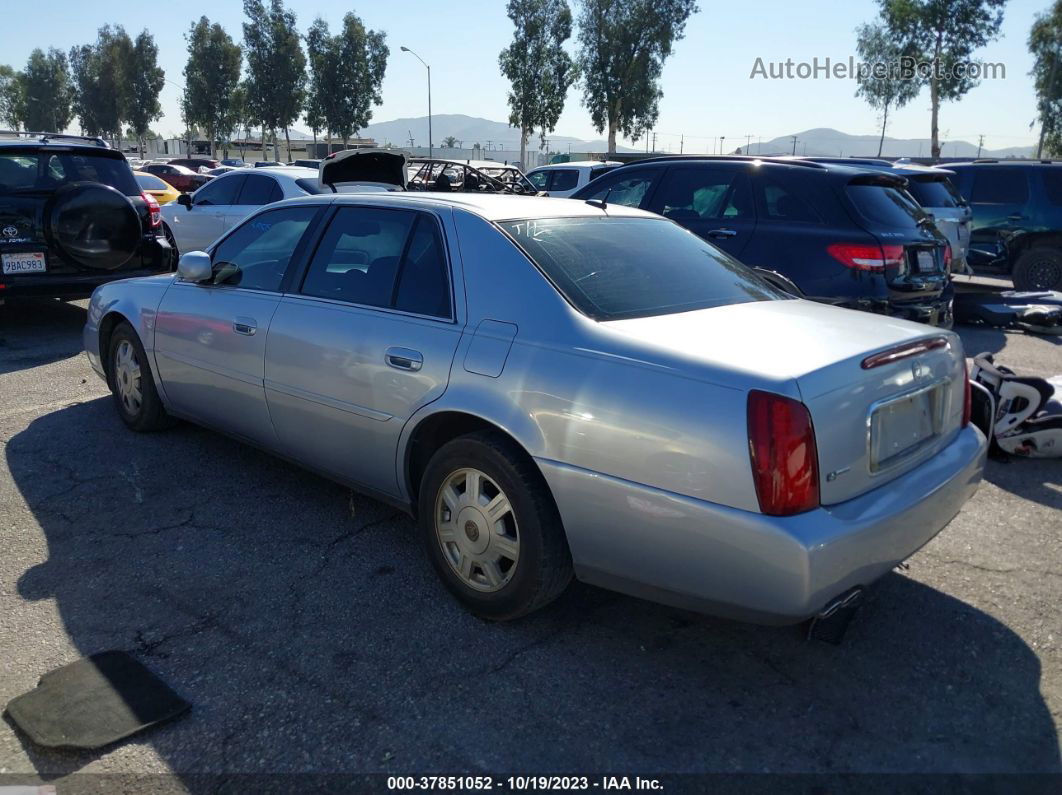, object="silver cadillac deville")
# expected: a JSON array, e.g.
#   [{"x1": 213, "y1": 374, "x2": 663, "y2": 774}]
[{"x1": 84, "y1": 192, "x2": 988, "y2": 624}]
